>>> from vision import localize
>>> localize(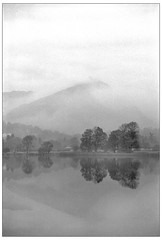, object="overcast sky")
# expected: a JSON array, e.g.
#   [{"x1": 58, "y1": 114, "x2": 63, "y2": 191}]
[{"x1": 3, "y1": 4, "x2": 159, "y2": 103}]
